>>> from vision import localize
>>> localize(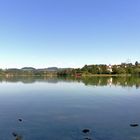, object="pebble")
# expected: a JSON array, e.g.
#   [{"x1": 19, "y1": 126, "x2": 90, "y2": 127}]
[
  {"x1": 82, "y1": 129, "x2": 90, "y2": 133},
  {"x1": 12, "y1": 132, "x2": 17, "y2": 137},
  {"x1": 130, "y1": 123, "x2": 139, "y2": 127},
  {"x1": 18, "y1": 119, "x2": 22, "y2": 122},
  {"x1": 84, "y1": 137, "x2": 92, "y2": 140}
]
